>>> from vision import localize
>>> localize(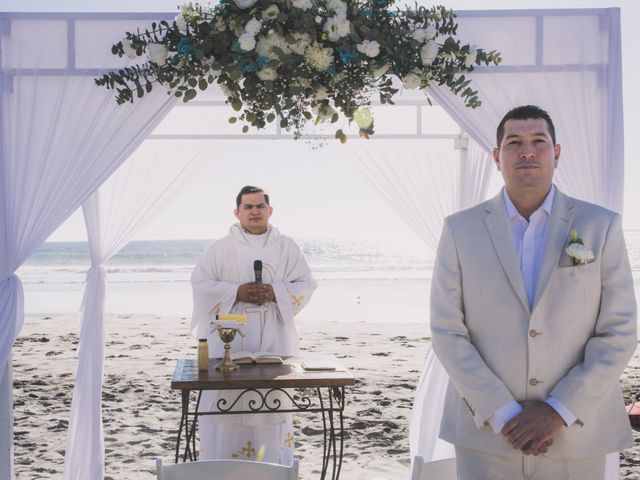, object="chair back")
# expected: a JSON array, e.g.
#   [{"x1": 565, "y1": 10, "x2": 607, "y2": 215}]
[
  {"x1": 156, "y1": 457, "x2": 299, "y2": 480},
  {"x1": 411, "y1": 455, "x2": 457, "y2": 480}
]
